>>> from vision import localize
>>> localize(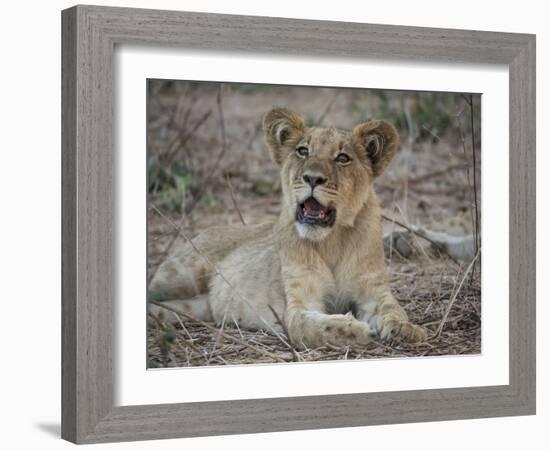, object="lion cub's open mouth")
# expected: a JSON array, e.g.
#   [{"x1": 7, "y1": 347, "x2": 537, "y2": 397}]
[{"x1": 296, "y1": 197, "x2": 336, "y2": 227}]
